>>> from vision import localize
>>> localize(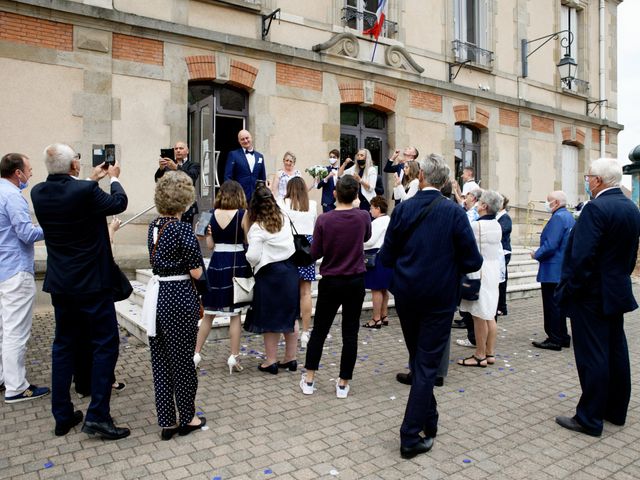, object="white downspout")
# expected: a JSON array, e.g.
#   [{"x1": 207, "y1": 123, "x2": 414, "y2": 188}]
[{"x1": 599, "y1": 0, "x2": 606, "y2": 156}]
